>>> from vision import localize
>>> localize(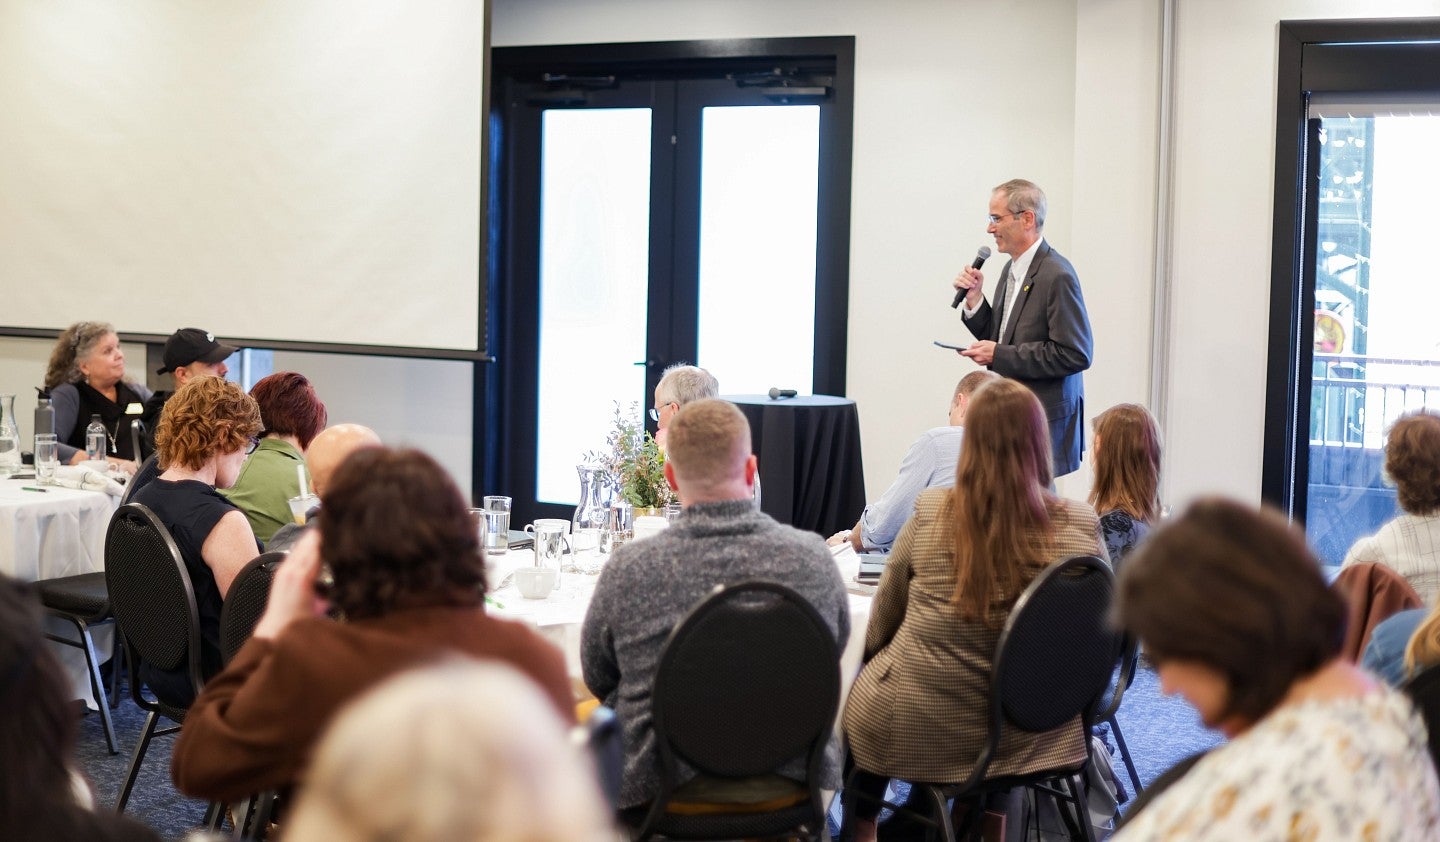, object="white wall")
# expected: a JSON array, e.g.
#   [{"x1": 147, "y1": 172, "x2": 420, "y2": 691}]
[
  {"x1": 269, "y1": 352, "x2": 475, "y2": 494},
  {"x1": 496, "y1": 0, "x2": 1440, "y2": 511},
  {"x1": 493, "y1": 0, "x2": 1090, "y2": 500},
  {"x1": 0, "y1": 337, "x2": 475, "y2": 496}
]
